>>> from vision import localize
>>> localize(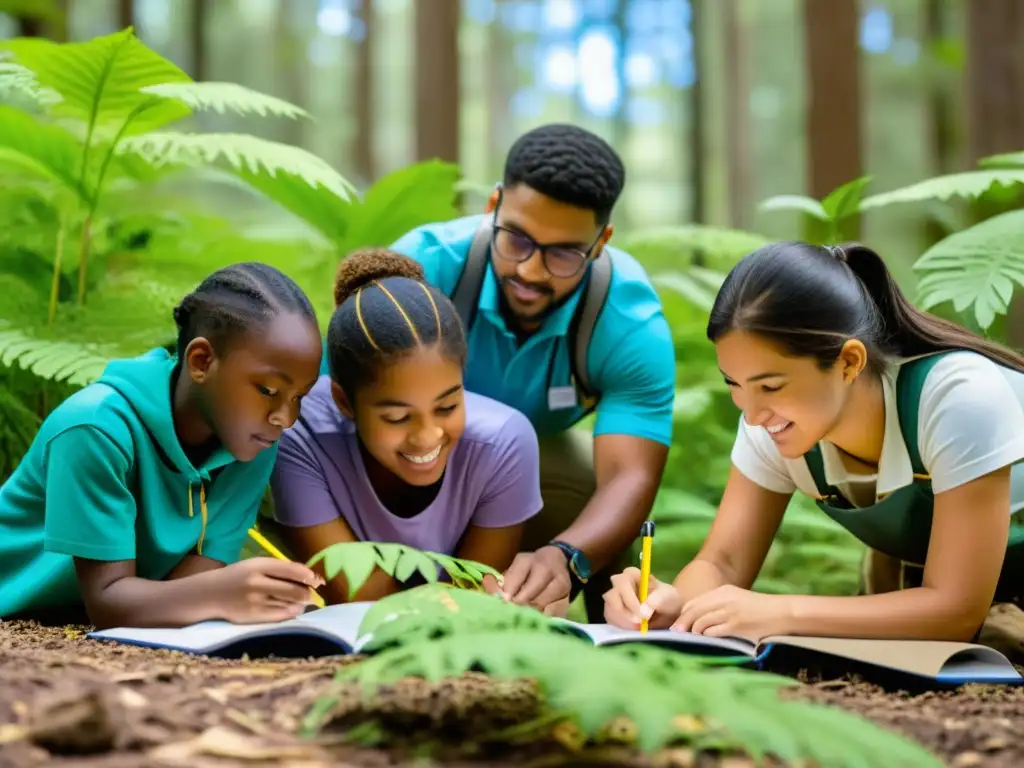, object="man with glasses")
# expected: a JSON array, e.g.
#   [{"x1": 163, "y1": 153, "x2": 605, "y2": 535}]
[{"x1": 389, "y1": 123, "x2": 675, "y2": 620}]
